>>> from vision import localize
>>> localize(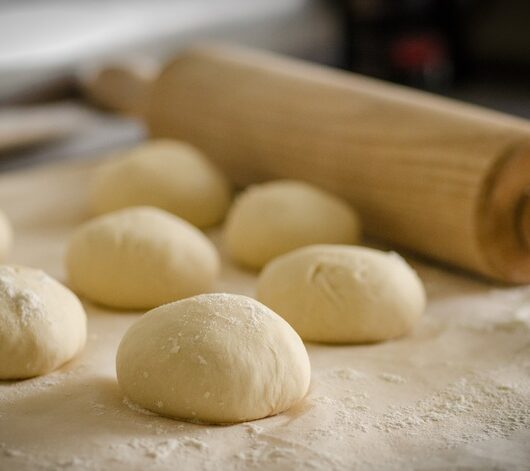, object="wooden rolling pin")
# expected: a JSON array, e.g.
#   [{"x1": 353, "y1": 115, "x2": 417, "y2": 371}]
[{"x1": 87, "y1": 44, "x2": 530, "y2": 283}]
